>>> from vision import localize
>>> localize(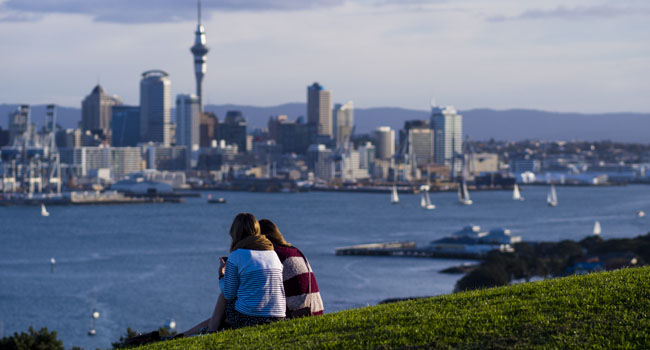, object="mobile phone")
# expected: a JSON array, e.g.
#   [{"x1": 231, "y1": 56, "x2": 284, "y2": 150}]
[{"x1": 221, "y1": 256, "x2": 228, "y2": 262}]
